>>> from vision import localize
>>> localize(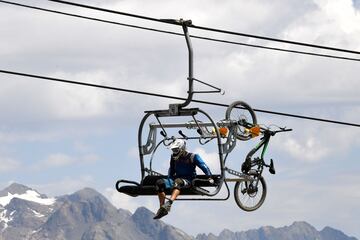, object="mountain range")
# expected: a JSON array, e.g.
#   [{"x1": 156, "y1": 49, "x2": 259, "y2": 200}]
[{"x1": 0, "y1": 183, "x2": 357, "y2": 240}]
